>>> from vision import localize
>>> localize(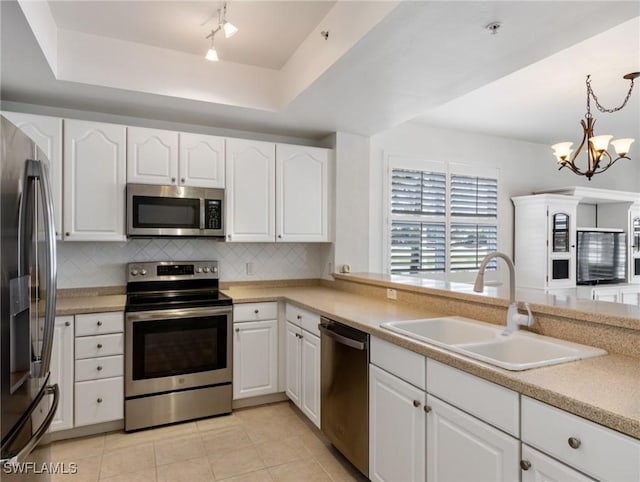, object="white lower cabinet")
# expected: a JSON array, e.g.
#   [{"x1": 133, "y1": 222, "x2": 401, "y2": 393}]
[
  {"x1": 33, "y1": 316, "x2": 75, "y2": 432},
  {"x1": 74, "y1": 312, "x2": 124, "y2": 427},
  {"x1": 284, "y1": 304, "x2": 321, "y2": 428},
  {"x1": 233, "y1": 319, "x2": 278, "y2": 399},
  {"x1": 369, "y1": 364, "x2": 425, "y2": 482},
  {"x1": 426, "y1": 395, "x2": 519, "y2": 482},
  {"x1": 521, "y1": 445, "x2": 595, "y2": 481},
  {"x1": 232, "y1": 302, "x2": 279, "y2": 400}
]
